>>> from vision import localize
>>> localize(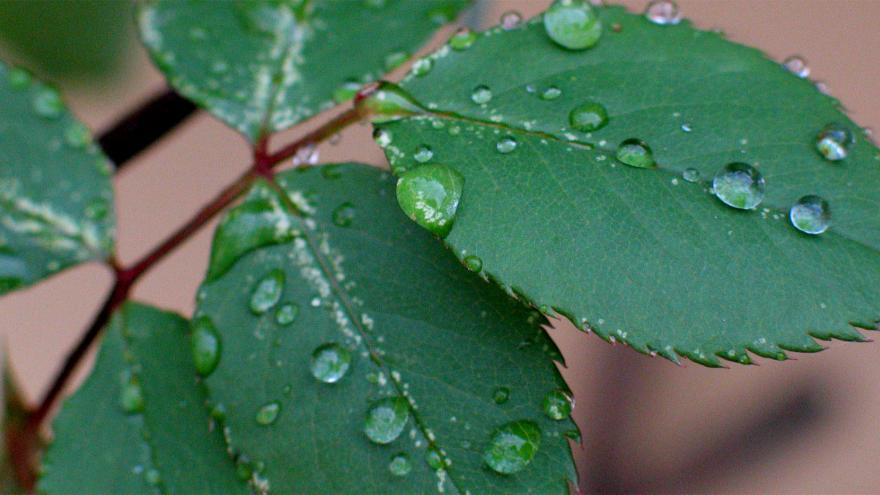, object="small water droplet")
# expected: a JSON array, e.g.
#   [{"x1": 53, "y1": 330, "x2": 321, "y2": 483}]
[
  {"x1": 712, "y1": 162, "x2": 765, "y2": 210},
  {"x1": 449, "y1": 28, "x2": 477, "y2": 50},
  {"x1": 411, "y1": 57, "x2": 433, "y2": 77},
  {"x1": 249, "y1": 269, "x2": 285, "y2": 315},
  {"x1": 414, "y1": 145, "x2": 434, "y2": 163},
  {"x1": 644, "y1": 0, "x2": 681, "y2": 25},
  {"x1": 255, "y1": 401, "x2": 280, "y2": 426},
  {"x1": 426, "y1": 447, "x2": 445, "y2": 470},
  {"x1": 790, "y1": 195, "x2": 831, "y2": 235},
  {"x1": 373, "y1": 128, "x2": 392, "y2": 148},
  {"x1": 569, "y1": 101, "x2": 608, "y2": 132},
  {"x1": 680, "y1": 123, "x2": 693, "y2": 133},
  {"x1": 540, "y1": 86, "x2": 562, "y2": 100},
  {"x1": 364, "y1": 396, "x2": 409, "y2": 444},
  {"x1": 543, "y1": 0, "x2": 602, "y2": 50},
  {"x1": 471, "y1": 85, "x2": 492, "y2": 105},
  {"x1": 64, "y1": 122, "x2": 91, "y2": 149},
  {"x1": 292, "y1": 144, "x2": 319, "y2": 167},
  {"x1": 782, "y1": 55, "x2": 810, "y2": 78},
  {"x1": 501, "y1": 11, "x2": 523, "y2": 30},
  {"x1": 483, "y1": 420, "x2": 541, "y2": 475},
  {"x1": 493, "y1": 387, "x2": 510, "y2": 404},
  {"x1": 145, "y1": 469, "x2": 161, "y2": 486},
  {"x1": 7, "y1": 67, "x2": 31, "y2": 89},
  {"x1": 615, "y1": 139, "x2": 655, "y2": 168},
  {"x1": 396, "y1": 164, "x2": 464, "y2": 238},
  {"x1": 389, "y1": 453, "x2": 412, "y2": 476},
  {"x1": 33, "y1": 86, "x2": 63, "y2": 119},
  {"x1": 682, "y1": 168, "x2": 701, "y2": 183},
  {"x1": 542, "y1": 390, "x2": 573, "y2": 420},
  {"x1": 120, "y1": 378, "x2": 144, "y2": 414},
  {"x1": 464, "y1": 255, "x2": 483, "y2": 272},
  {"x1": 332, "y1": 202, "x2": 356, "y2": 227},
  {"x1": 310, "y1": 343, "x2": 352, "y2": 383},
  {"x1": 815, "y1": 123, "x2": 854, "y2": 161},
  {"x1": 496, "y1": 136, "x2": 518, "y2": 154},
  {"x1": 275, "y1": 303, "x2": 299, "y2": 326},
  {"x1": 384, "y1": 51, "x2": 409, "y2": 71},
  {"x1": 192, "y1": 317, "x2": 221, "y2": 376}
]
